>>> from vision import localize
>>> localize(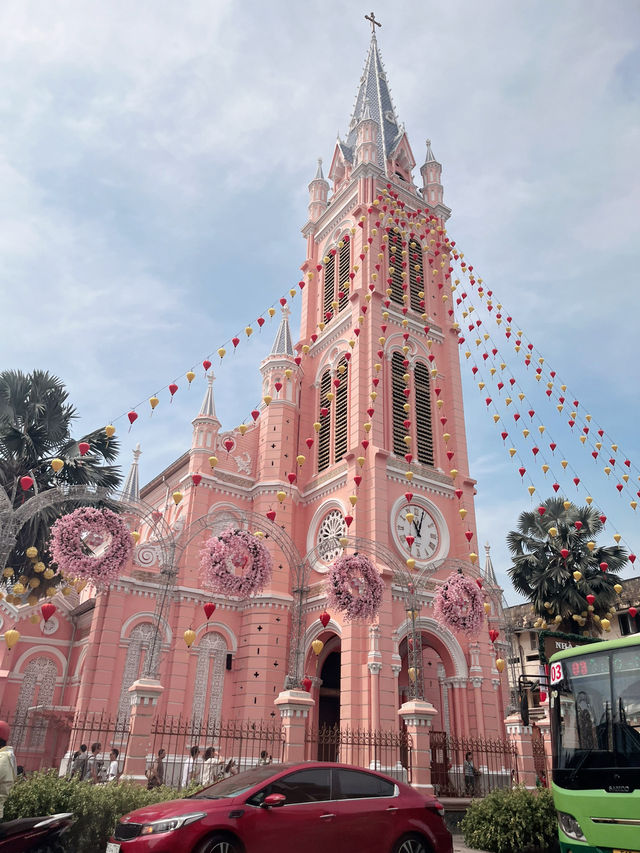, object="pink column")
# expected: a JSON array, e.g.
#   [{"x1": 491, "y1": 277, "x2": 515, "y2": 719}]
[
  {"x1": 398, "y1": 699, "x2": 437, "y2": 794},
  {"x1": 274, "y1": 689, "x2": 315, "y2": 764},
  {"x1": 368, "y1": 662, "x2": 381, "y2": 731},
  {"x1": 122, "y1": 677, "x2": 164, "y2": 782},
  {"x1": 505, "y1": 712, "x2": 537, "y2": 789},
  {"x1": 471, "y1": 677, "x2": 486, "y2": 738}
]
